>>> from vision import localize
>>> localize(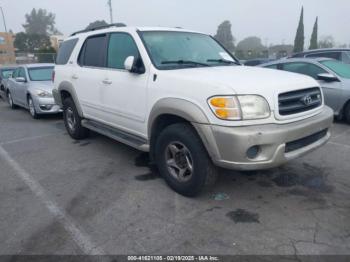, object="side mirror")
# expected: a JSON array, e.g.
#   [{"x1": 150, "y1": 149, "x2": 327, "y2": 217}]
[
  {"x1": 317, "y1": 73, "x2": 339, "y2": 82},
  {"x1": 15, "y1": 77, "x2": 26, "y2": 83},
  {"x1": 124, "y1": 56, "x2": 145, "y2": 74}
]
